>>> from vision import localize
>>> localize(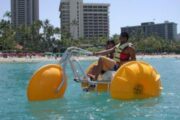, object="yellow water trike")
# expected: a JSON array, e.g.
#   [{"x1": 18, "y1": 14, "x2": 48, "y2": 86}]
[{"x1": 27, "y1": 47, "x2": 162, "y2": 101}]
